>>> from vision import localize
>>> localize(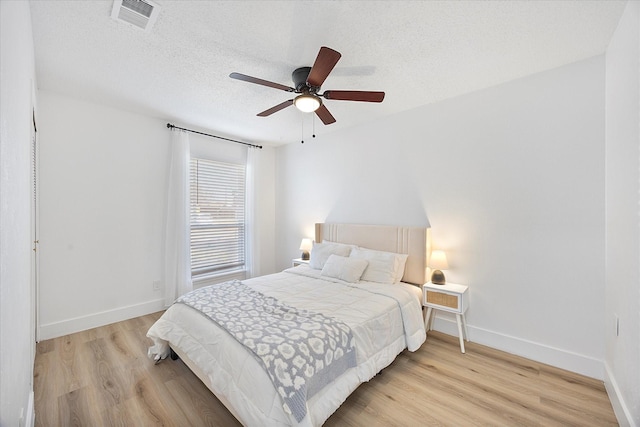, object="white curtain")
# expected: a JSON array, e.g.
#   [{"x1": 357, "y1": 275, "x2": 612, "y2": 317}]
[
  {"x1": 164, "y1": 129, "x2": 192, "y2": 306},
  {"x1": 245, "y1": 146, "x2": 259, "y2": 278}
]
